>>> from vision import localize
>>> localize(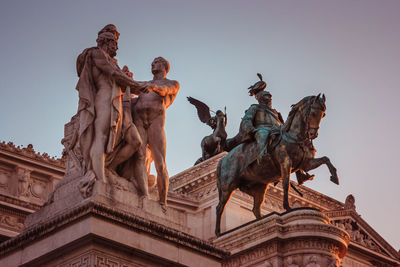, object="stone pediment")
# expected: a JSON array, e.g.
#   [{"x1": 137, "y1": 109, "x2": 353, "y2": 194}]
[{"x1": 327, "y1": 206, "x2": 399, "y2": 264}]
